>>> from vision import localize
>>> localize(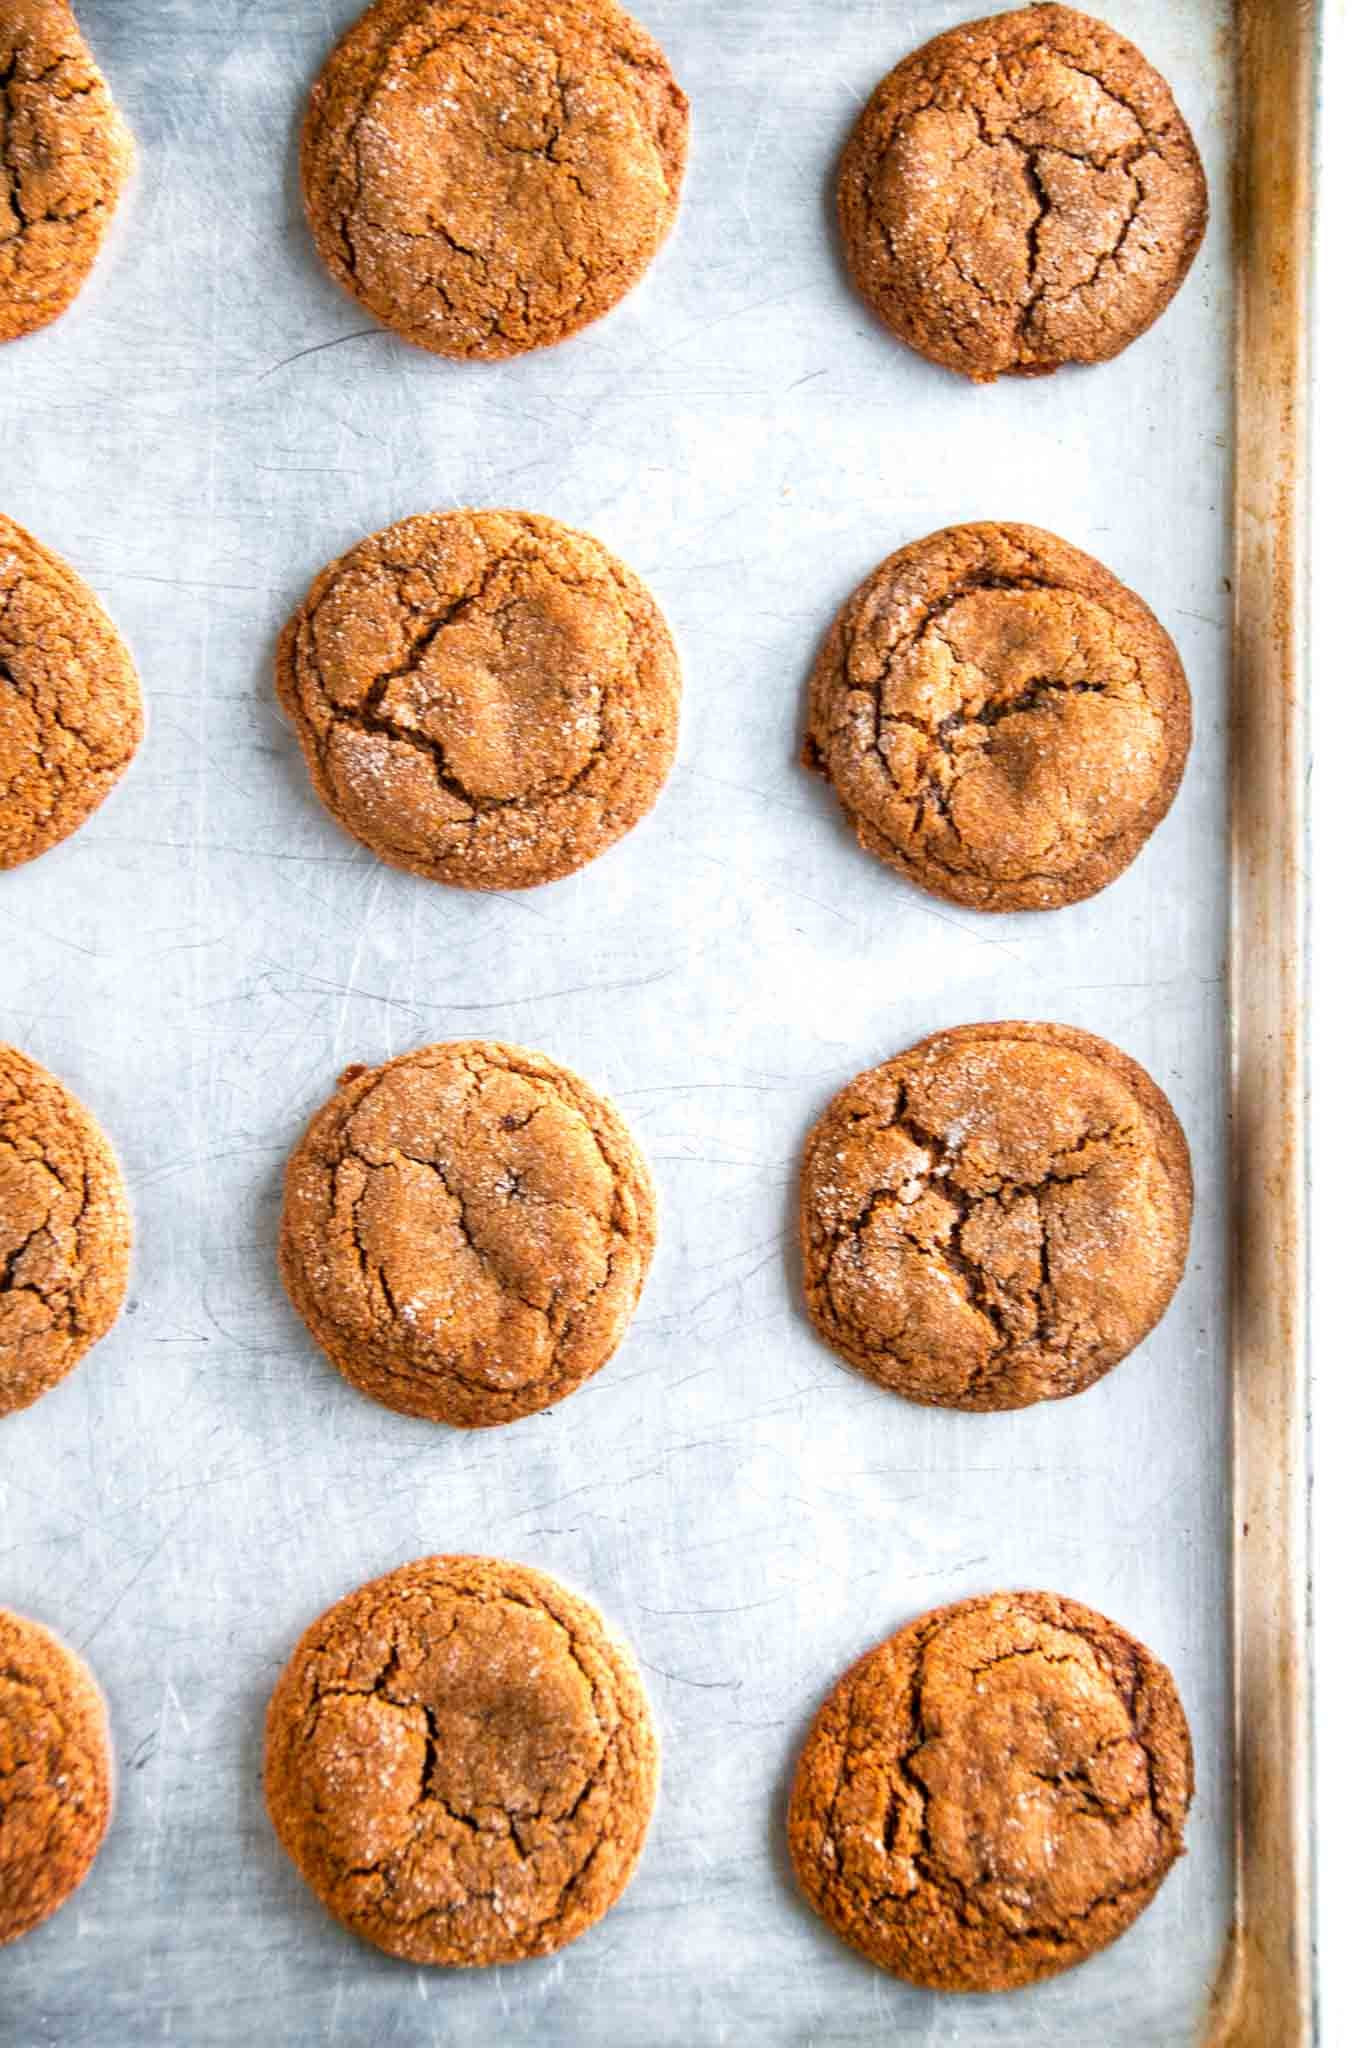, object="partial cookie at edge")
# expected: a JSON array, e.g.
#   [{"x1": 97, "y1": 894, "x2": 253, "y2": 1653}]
[
  {"x1": 1, "y1": 1044, "x2": 132, "y2": 1417},
  {"x1": 1, "y1": 0, "x2": 135, "y2": 343},
  {"x1": 0, "y1": 1606, "x2": 114, "y2": 1945},
  {"x1": 1, "y1": 513, "x2": 143, "y2": 870}
]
